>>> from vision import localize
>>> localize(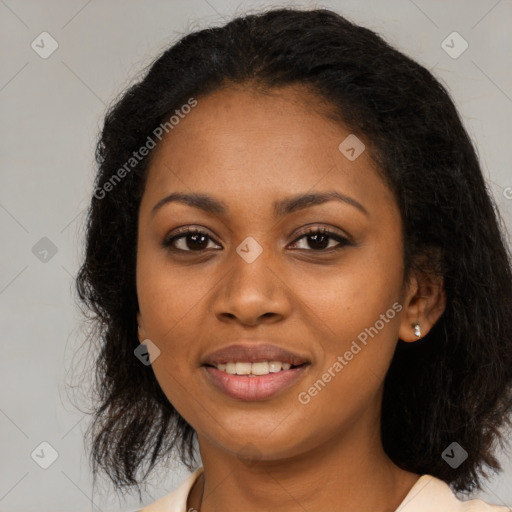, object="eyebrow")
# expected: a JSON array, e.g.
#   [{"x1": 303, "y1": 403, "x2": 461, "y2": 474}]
[{"x1": 150, "y1": 190, "x2": 369, "y2": 218}]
